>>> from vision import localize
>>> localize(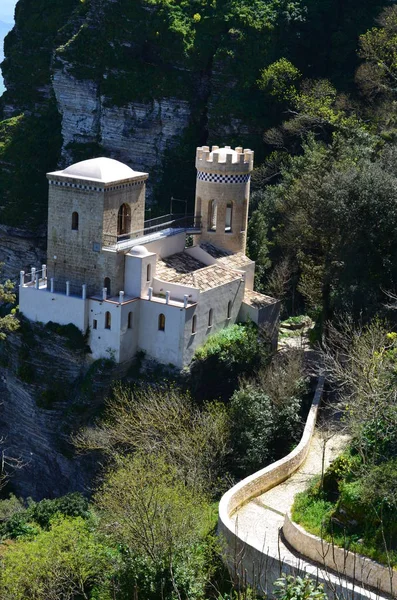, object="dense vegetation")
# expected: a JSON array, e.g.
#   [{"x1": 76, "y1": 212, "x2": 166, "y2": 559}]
[
  {"x1": 292, "y1": 320, "x2": 397, "y2": 567},
  {"x1": 0, "y1": 0, "x2": 389, "y2": 225},
  {"x1": 1, "y1": 0, "x2": 397, "y2": 596},
  {"x1": 0, "y1": 325, "x2": 310, "y2": 598}
]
